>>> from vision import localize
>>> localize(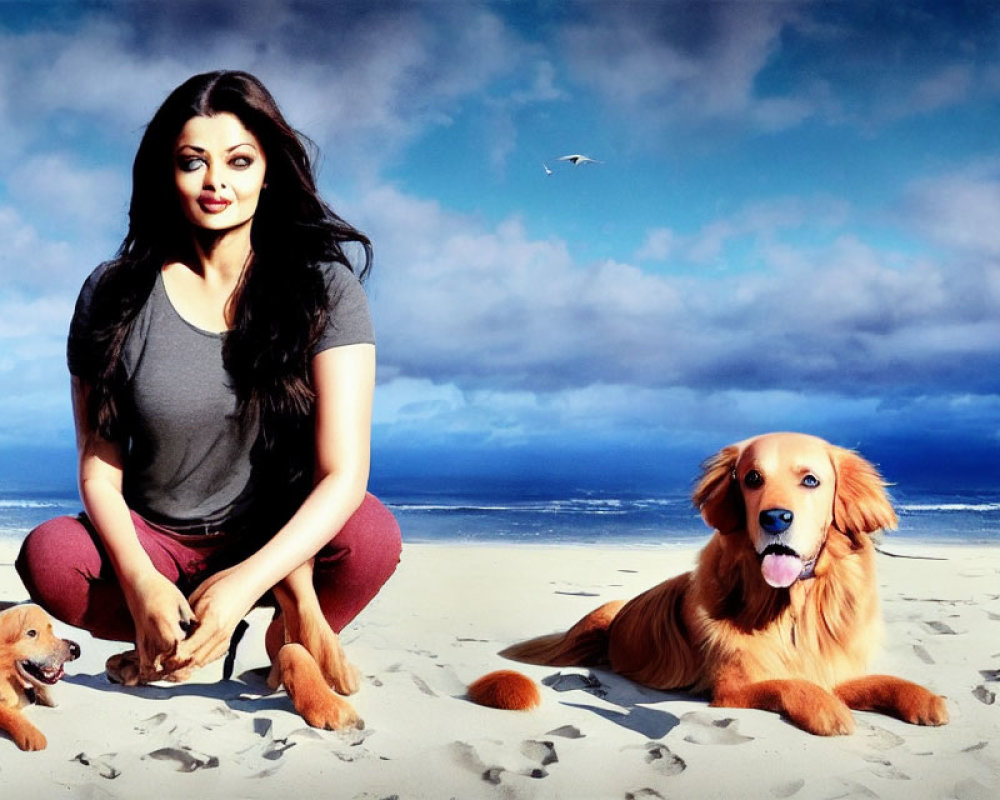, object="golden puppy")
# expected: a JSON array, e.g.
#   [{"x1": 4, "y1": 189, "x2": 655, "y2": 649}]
[
  {"x1": 494, "y1": 433, "x2": 949, "y2": 736},
  {"x1": 0, "y1": 603, "x2": 80, "y2": 751}
]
